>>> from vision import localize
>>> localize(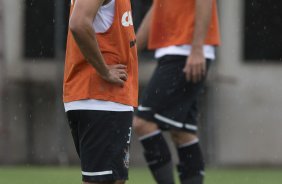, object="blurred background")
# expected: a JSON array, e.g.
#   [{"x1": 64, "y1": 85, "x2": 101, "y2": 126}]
[{"x1": 0, "y1": 0, "x2": 282, "y2": 172}]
